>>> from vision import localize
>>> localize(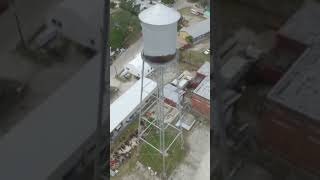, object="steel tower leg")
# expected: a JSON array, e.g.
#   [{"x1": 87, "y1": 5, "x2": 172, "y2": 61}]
[{"x1": 137, "y1": 59, "x2": 145, "y2": 156}]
